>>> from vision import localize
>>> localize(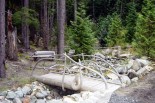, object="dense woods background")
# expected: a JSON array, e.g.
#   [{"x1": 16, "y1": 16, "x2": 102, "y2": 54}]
[{"x1": 0, "y1": 0, "x2": 155, "y2": 78}]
